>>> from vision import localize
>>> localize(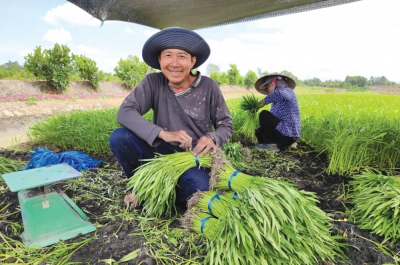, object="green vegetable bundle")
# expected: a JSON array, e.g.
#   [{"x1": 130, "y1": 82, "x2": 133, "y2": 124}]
[
  {"x1": 348, "y1": 171, "x2": 400, "y2": 246},
  {"x1": 183, "y1": 211, "x2": 220, "y2": 240},
  {"x1": 0, "y1": 156, "x2": 25, "y2": 180},
  {"x1": 205, "y1": 154, "x2": 347, "y2": 264},
  {"x1": 184, "y1": 191, "x2": 270, "y2": 264},
  {"x1": 126, "y1": 151, "x2": 211, "y2": 217},
  {"x1": 238, "y1": 94, "x2": 262, "y2": 143}
]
